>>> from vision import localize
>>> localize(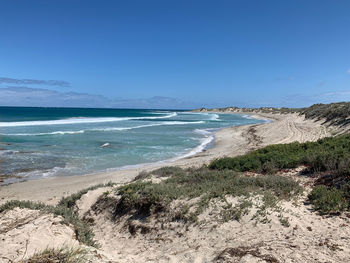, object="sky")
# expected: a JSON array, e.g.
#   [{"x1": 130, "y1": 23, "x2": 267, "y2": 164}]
[{"x1": 0, "y1": 0, "x2": 350, "y2": 109}]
